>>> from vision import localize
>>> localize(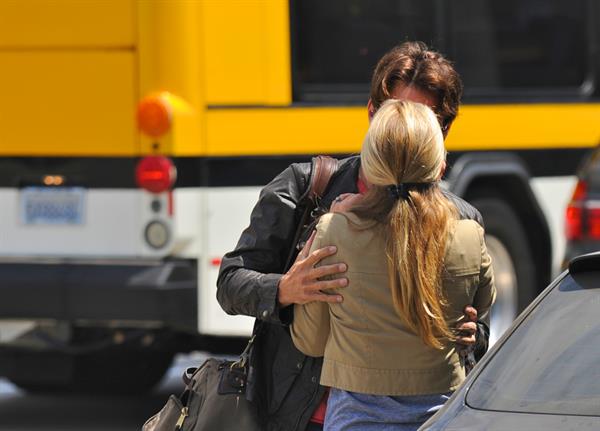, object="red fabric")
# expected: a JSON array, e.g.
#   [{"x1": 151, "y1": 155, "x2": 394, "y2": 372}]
[
  {"x1": 309, "y1": 388, "x2": 329, "y2": 424},
  {"x1": 357, "y1": 176, "x2": 368, "y2": 194}
]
